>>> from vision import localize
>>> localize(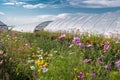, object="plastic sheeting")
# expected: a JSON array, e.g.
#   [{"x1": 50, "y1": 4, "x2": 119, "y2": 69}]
[{"x1": 44, "y1": 11, "x2": 120, "y2": 35}]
